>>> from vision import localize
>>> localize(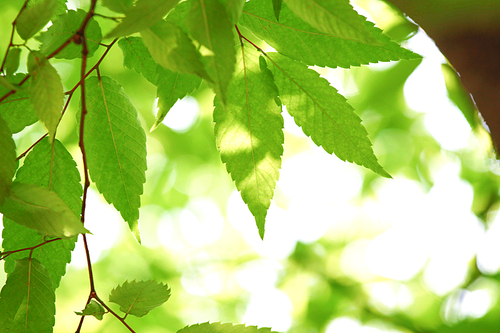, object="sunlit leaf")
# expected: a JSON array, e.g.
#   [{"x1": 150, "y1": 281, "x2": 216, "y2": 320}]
[
  {"x1": 38, "y1": 9, "x2": 102, "y2": 59},
  {"x1": 0, "y1": 182, "x2": 88, "y2": 238},
  {"x1": 109, "y1": 280, "x2": 171, "y2": 317},
  {"x1": 0, "y1": 114, "x2": 16, "y2": 206},
  {"x1": 266, "y1": 52, "x2": 390, "y2": 177},
  {"x1": 185, "y1": 0, "x2": 235, "y2": 104},
  {"x1": 27, "y1": 51, "x2": 64, "y2": 141},
  {"x1": 0, "y1": 74, "x2": 38, "y2": 133},
  {"x1": 105, "y1": 0, "x2": 180, "y2": 38},
  {"x1": 118, "y1": 37, "x2": 158, "y2": 84},
  {"x1": 219, "y1": 0, "x2": 246, "y2": 23},
  {"x1": 177, "y1": 322, "x2": 281, "y2": 333},
  {"x1": 0, "y1": 258, "x2": 55, "y2": 333},
  {"x1": 82, "y1": 76, "x2": 147, "y2": 230},
  {"x1": 4, "y1": 48, "x2": 21, "y2": 76},
  {"x1": 2, "y1": 138, "x2": 82, "y2": 288},
  {"x1": 214, "y1": 45, "x2": 283, "y2": 239},
  {"x1": 101, "y1": 0, "x2": 134, "y2": 13},
  {"x1": 16, "y1": 0, "x2": 58, "y2": 40},
  {"x1": 75, "y1": 299, "x2": 106, "y2": 320},
  {"x1": 240, "y1": 0, "x2": 420, "y2": 68}
]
